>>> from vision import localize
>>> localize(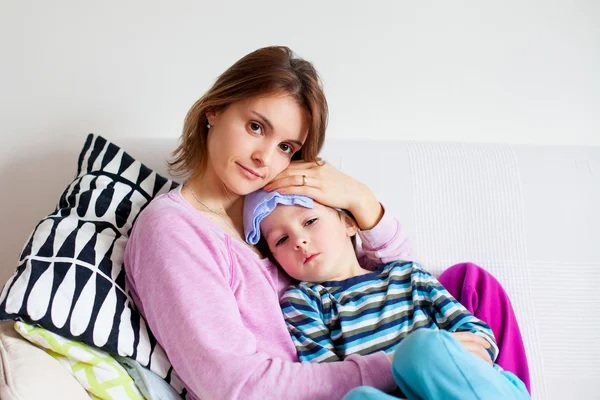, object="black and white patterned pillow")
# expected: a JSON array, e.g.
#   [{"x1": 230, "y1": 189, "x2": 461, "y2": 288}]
[{"x1": 0, "y1": 134, "x2": 185, "y2": 393}]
